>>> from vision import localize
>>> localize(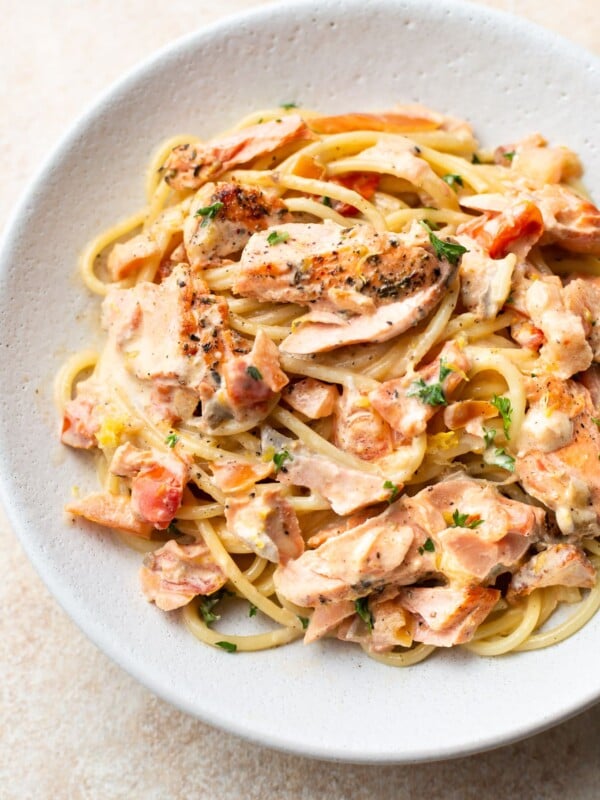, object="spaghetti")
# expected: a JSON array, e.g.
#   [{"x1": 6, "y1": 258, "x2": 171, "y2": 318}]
[{"x1": 58, "y1": 104, "x2": 600, "y2": 664}]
